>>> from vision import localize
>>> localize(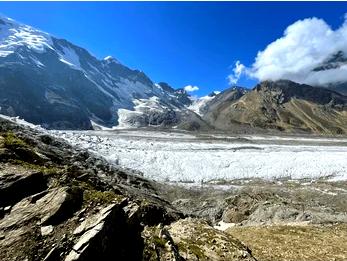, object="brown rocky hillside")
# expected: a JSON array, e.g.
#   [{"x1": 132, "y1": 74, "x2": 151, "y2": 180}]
[{"x1": 204, "y1": 80, "x2": 347, "y2": 135}]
